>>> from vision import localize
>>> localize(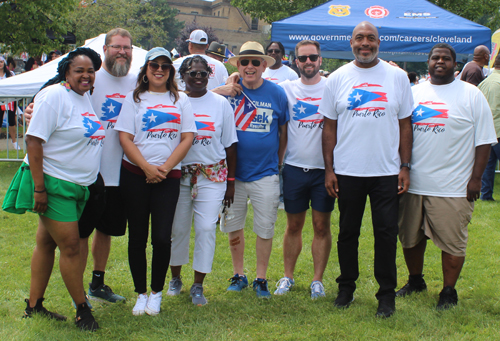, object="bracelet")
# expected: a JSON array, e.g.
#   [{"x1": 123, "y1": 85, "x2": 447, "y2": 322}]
[
  {"x1": 227, "y1": 178, "x2": 235, "y2": 181},
  {"x1": 34, "y1": 188, "x2": 46, "y2": 193}
]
